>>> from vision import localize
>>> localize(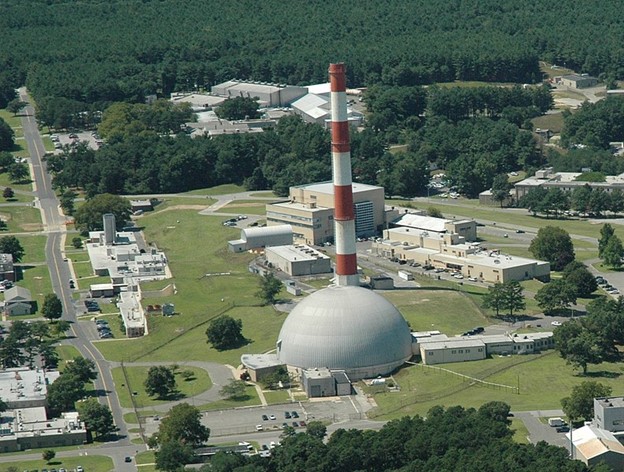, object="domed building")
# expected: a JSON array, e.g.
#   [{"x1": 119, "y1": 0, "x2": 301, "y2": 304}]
[{"x1": 276, "y1": 285, "x2": 413, "y2": 380}]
